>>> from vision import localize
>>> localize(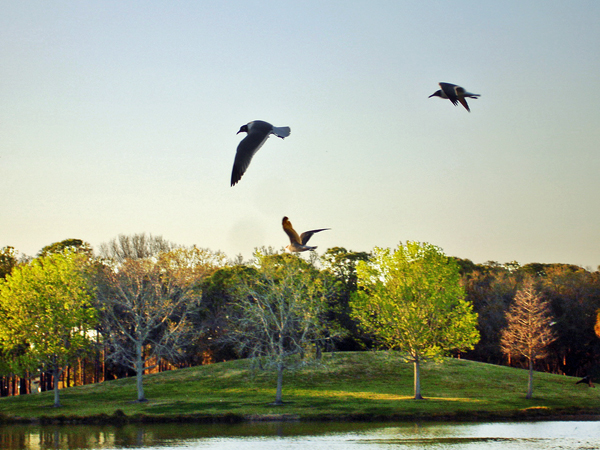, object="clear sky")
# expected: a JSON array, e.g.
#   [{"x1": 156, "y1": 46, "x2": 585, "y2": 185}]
[{"x1": 1, "y1": 1, "x2": 599, "y2": 268}]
